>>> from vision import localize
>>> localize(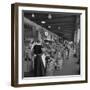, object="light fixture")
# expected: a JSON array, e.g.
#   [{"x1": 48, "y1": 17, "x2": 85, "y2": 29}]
[
  {"x1": 48, "y1": 14, "x2": 52, "y2": 19},
  {"x1": 48, "y1": 25, "x2": 51, "y2": 28},
  {"x1": 58, "y1": 26, "x2": 61, "y2": 30},
  {"x1": 32, "y1": 14, "x2": 35, "y2": 17},
  {"x1": 41, "y1": 21, "x2": 46, "y2": 24}
]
